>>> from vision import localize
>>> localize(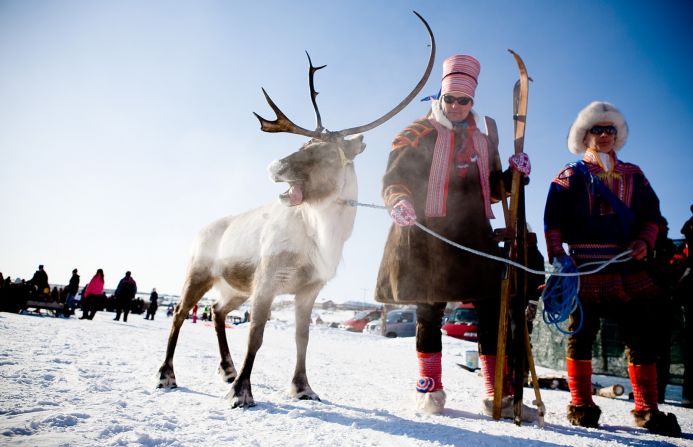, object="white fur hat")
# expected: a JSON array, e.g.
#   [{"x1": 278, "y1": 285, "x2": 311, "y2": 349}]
[{"x1": 567, "y1": 101, "x2": 628, "y2": 154}]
